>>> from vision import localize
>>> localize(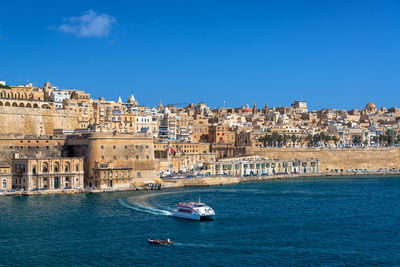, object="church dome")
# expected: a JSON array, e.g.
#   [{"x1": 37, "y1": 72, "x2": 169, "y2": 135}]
[{"x1": 365, "y1": 102, "x2": 376, "y2": 109}]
